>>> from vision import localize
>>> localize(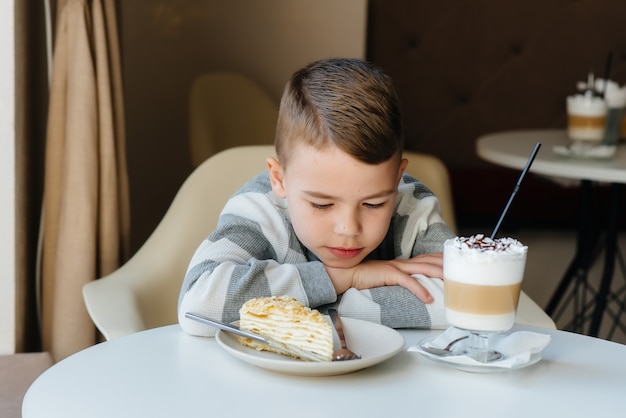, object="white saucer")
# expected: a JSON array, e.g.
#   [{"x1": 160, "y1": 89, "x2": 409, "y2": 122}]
[
  {"x1": 553, "y1": 144, "x2": 616, "y2": 159},
  {"x1": 413, "y1": 336, "x2": 542, "y2": 374},
  {"x1": 215, "y1": 317, "x2": 405, "y2": 376}
]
